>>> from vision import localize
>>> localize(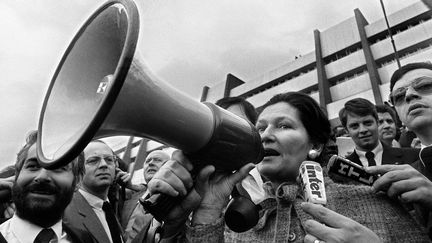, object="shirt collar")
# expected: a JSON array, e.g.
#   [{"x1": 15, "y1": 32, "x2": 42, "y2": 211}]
[
  {"x1": 419, "y1": 143, "x2": 430, "y2": 167},
  {"x1": 79, "y1": 188, "x2": 106, "y2": 209},
  {"x1": 11, "y1": 214, "x2": 63, "y2": 242},
  {"x1": 356, "y1": 142, "x2": 383, "y2": 166}
]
